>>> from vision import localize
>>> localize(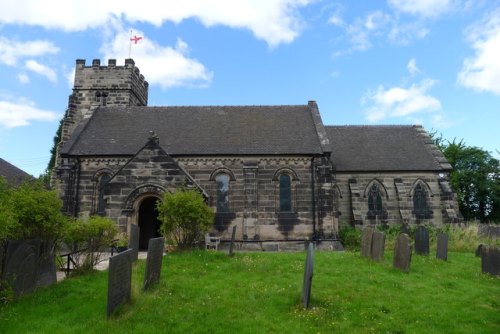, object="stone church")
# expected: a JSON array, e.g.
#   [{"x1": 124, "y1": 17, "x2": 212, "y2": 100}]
[{"x1": 54, "y1": 59, "x2": 461, "y2": 249}]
